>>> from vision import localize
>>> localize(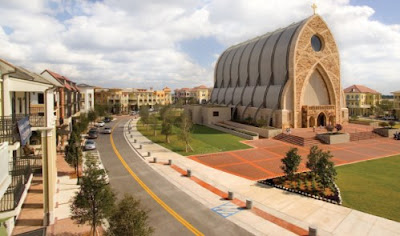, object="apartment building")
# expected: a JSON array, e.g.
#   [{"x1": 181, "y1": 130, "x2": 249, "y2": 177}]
[
  {"x1": 94, "y1": 87, "x2": 172, "y2": 113},
  {"x1": 174, "y1": 85, "x2": 212, "y2": 104},
  {"x1": 41, "y1": 70, "x2": 81, "y2": 133},
  {"x1": 0, "y1": 59, "x2": 58, "y2": 233},
  {"x1": 344, "y1": 85, "x2": 381, "y2": 117},
  {"x1": 77, "y1": 84, "x2": 95, "y2": 113}
]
